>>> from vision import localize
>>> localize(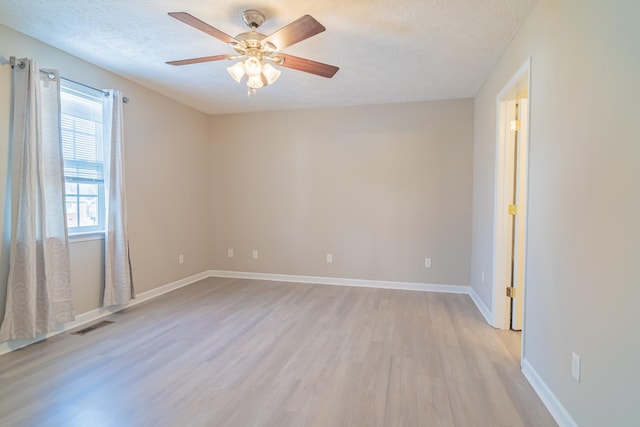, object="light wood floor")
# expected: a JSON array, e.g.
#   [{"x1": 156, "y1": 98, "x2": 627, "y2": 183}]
[{"x1": 0, "y1": 277, "x2": 556, "y2": 426}]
